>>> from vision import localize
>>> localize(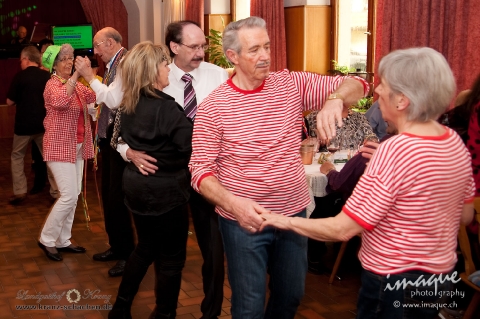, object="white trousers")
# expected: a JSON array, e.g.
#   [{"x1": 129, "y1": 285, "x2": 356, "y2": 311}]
[
  {"x1": 11, "y1": 133, "x2": 58, "y2": 197},
  {"x1": 39, "y1": 144, "x2": 84, "y2": 248}
]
